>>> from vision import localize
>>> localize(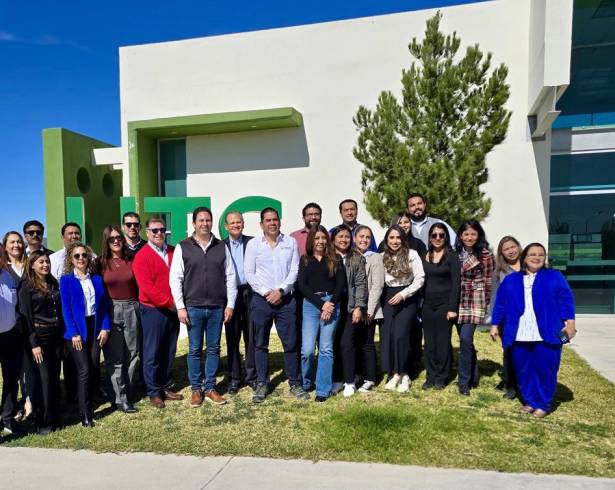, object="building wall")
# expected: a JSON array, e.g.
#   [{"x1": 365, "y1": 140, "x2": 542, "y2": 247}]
[{"x1": 118, "y1": 0, "x2": 569, "y2": 245}]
